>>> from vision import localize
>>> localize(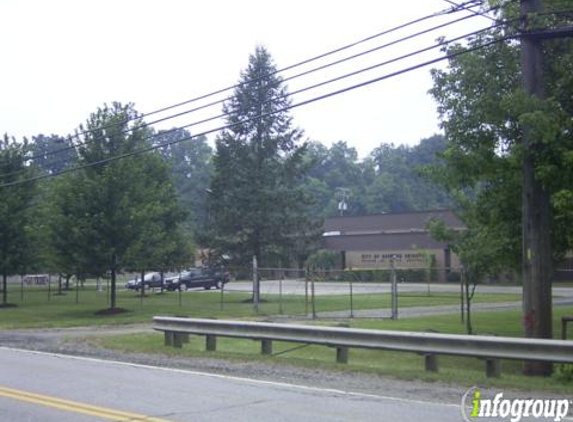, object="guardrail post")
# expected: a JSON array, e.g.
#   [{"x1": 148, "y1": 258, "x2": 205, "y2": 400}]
[
  {"x1": 153, "y1": 317, "x2": 573, "y2": 371},
  {"x1": 562, "y1": 317, "x2": 573, "y2": 340},
  {"x1": 164, "y1": 331, "x2": 174, "y2": 347},
  {"x1": 336, "y1": 347, "x2": 349, "y2": 364},
  {"x1": 485, "y1": 358, "x2": 501, "y2": 378},
  {"x1": 173, "y1": 333, "x2": 184, "y2": 348},
  {"x1": 424, "y1": 354, "x2": 438, "y2": 372},
  {"x1": 206, "y1": 334, "x2": 217, "y2": 351},
  {"x1": 261, "y1": 339, "x2": 273, "y2": 355}
]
